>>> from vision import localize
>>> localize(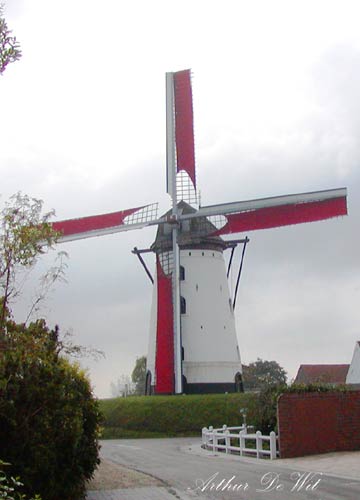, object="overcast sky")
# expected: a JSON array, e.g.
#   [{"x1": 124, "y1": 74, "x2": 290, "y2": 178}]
[{"x1": 2, "y1": 0, "x2": 360, "y2": 397}]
